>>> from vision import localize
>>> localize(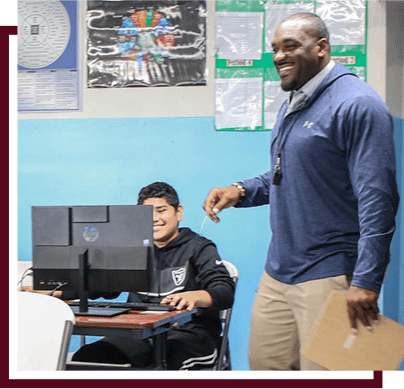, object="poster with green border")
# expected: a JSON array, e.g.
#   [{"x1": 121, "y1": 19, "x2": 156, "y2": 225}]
[{"x1": 215, "y1": 0, "x2": 368, "y2": 132}]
